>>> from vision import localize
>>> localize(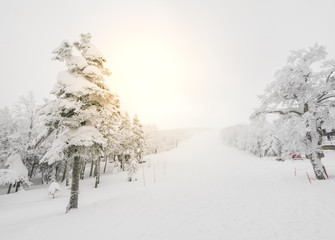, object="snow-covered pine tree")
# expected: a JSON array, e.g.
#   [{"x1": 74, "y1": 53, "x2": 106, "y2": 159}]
[
  {"x1": 73, "y1": 33, "x2": 120, "y2": 185},
  {"x1": 254, "y1": 44, "x2": 335, "y2": 180},
  {"x1": 0, "y1": 93, "x2": 42, "y2": 182},
  {"x1": 131, "y1": 115, "x2": 145, "y2": 161},
  {"x1": 100, "y1": 123, "x2": 120, "y2": 174},
  {"x1": 12, "y1": 92, "x2": 40, "y2": 178},
  {"x1": 142, "y1": 124, "x2": 160, "y2": 155},
  {"x1": 118, "y1": 112, "x2": 133, "y2": 170},
  {"x1": 0, "y1": 108, "x2": 16, "y2": 168},
  {"x1": 45, "y1": 33, "x2": 119, "y2": 209},
  {"x1": 0, "y1": 154, "x2": 31, "y2": 193},
  {"x1": 127, "y1": 155, "x2": 138, "y2": 182},
  {"x1": 28, "y1": 98, "x2": 64, "y2": 184}
]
